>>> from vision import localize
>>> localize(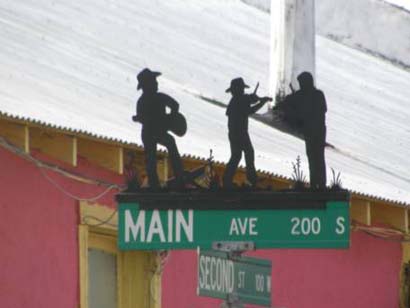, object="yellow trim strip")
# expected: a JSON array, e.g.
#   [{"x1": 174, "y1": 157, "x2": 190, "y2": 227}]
[{"x1": 78, "y1": 224, "x2": 89, "y2": 308}]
